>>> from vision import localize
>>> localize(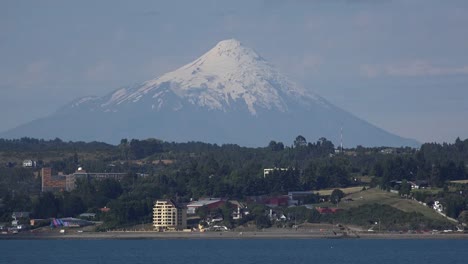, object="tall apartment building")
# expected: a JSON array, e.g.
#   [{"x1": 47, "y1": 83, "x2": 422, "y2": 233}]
[{"x1": 153, "y1": 200, "x2": 187, "y2": 231}]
